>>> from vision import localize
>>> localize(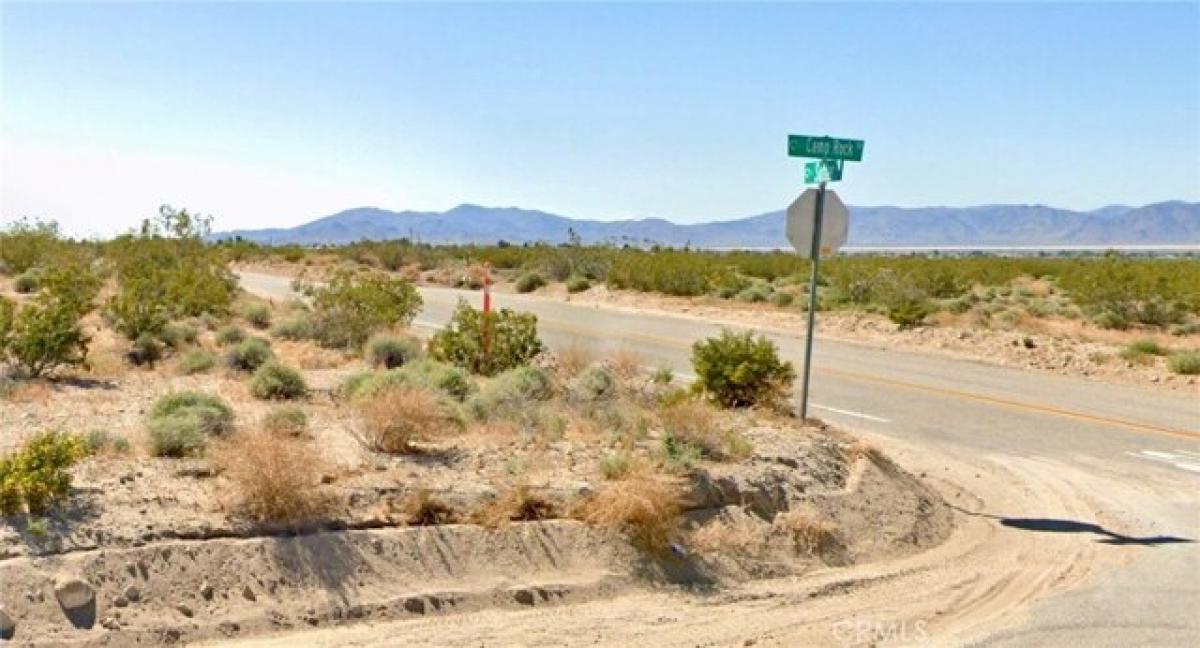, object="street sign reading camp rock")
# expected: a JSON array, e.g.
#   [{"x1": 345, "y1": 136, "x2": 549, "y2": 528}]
[{"x1": 786, "y1": 188, "x2": 849, "y2": 259}]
